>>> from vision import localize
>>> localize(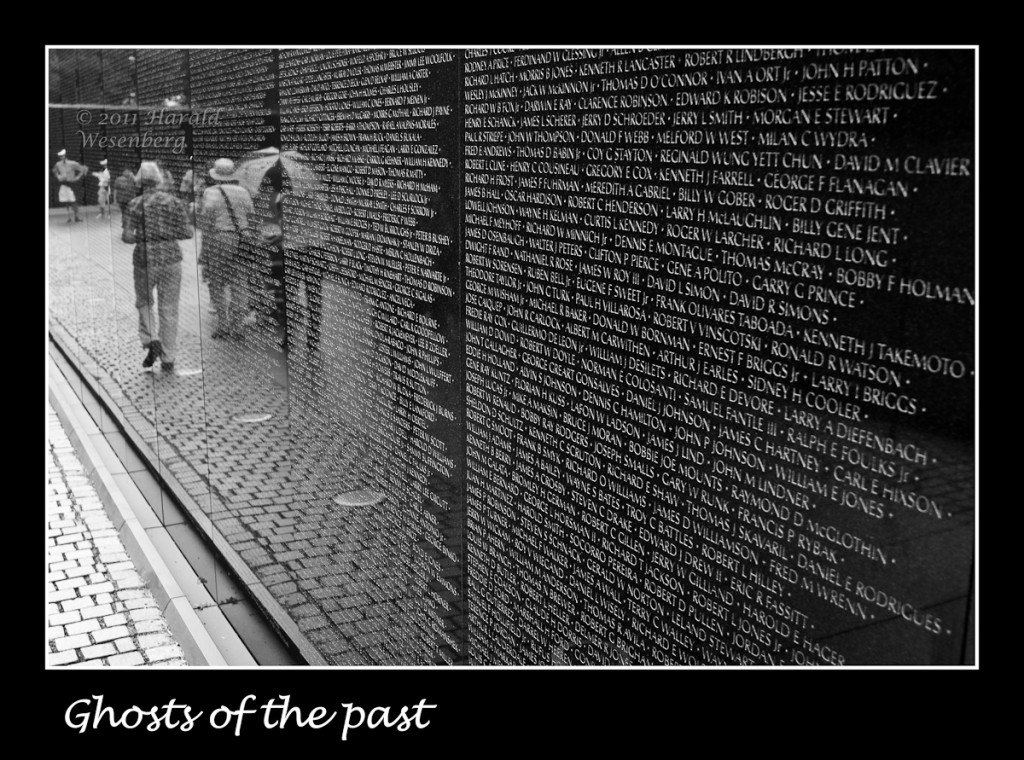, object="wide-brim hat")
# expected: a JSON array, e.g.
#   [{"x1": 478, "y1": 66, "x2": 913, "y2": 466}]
[
  {"x1": 209, "y1": 158, "x2": 238, "y2": 182},
  {"x1": 135, "y1": 161, "x2": 163, "y2": 187}
]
